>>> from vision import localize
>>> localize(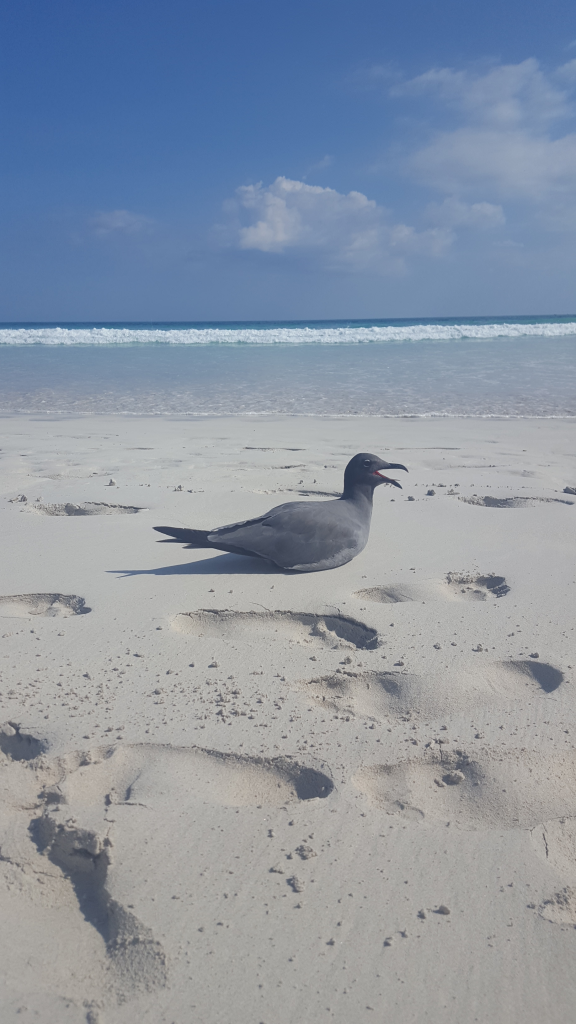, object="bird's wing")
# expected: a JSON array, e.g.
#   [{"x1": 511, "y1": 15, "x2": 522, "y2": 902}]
[
  {"x1": 208, "y1": 500, "x2": 311, "y2": 538},
  {"x1": 209, "y1": 499, "x2": 362, "y2": 569}
]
